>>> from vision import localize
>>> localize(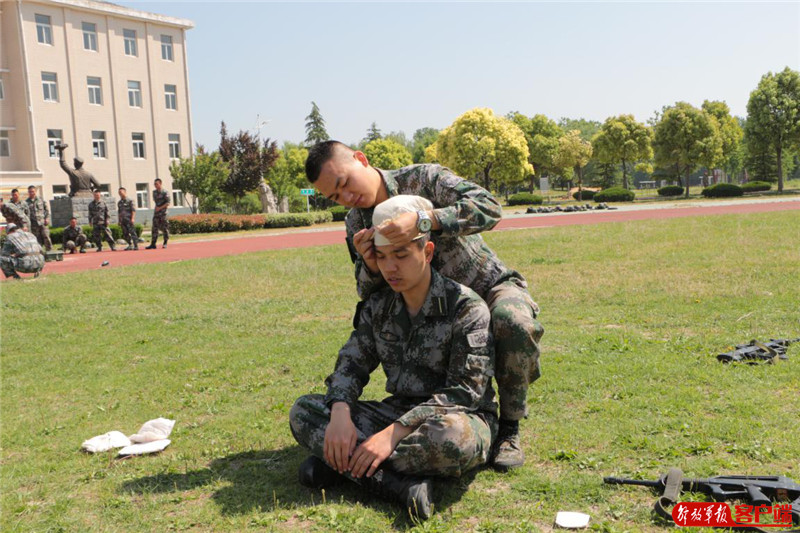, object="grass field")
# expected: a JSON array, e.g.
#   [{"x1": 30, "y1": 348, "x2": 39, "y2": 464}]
[{"x1": 2, "y1": 210, "x2": 799, "y2": 532}]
